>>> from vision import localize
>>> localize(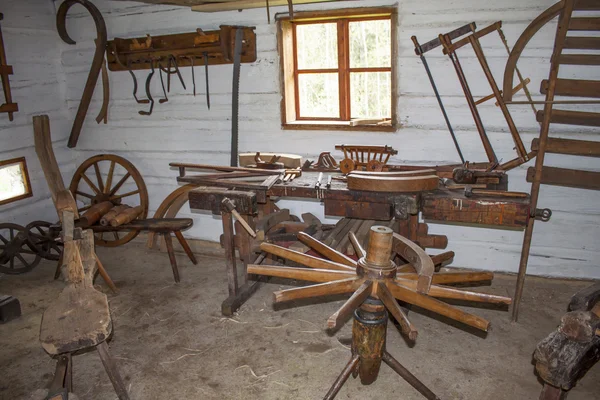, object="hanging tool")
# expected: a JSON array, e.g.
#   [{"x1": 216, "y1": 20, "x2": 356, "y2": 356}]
[
  {"x1": 157, "y1": 61, "x2": 168, "y2": 104},
  {"x1": 56, "y1": 0, "x2": 107, "y2": 148},
  {"x1": 111, "y1": 44, "x2": 149, "y2": 104},
  {"x1": 160, "y1": 55, "x2": 186, "y2": 93},
  {"x1": 139, "y1": 60, "x2": 155, "y2": 116},
  {"x1": 0, "y1": 13, "x2": 18, "y2": 121},
  {"x1": 230, "y1": 28, "x2": 244, "y2": 167},
  {"x1": 204, "y1": 52, "x2": 210, "y2": 110},
  {"x1": 412, "y1": 27, "x2": 469, "y2": 164},
  {"x1": 265, "y1": 0, "x2": 271, "y2": 24},
  {"x1": 187, "y1": 56, "x2": 196, "y2": 96}
]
